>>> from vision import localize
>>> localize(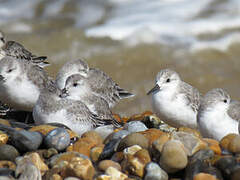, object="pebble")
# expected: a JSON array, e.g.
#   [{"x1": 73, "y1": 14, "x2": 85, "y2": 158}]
[
  {"x1": 159, "y1": 140, "x2": 188, "y2": 173},
  {"x1": 15, "y1": 158, "x2": 42, "y2": 180},
  {"x1": 90, "y1": 145, "x2": 104, "y2": 162},
  {"x1": 0, "y1": 144, "x2": 19, "y2": 162},
  {"x1": 98, "y1": 160, "x2": 121, "y2": 171},
  {"x1": 0, "y1": 161, "x2": 16, "y2": 170},
  {"x1": 49, "y1": 152, "x2": 89, "y2": 168},
  {"x1": 139, "y1": 128, "x2": 166, "y2": 145},
  {"x1": 13, "y1": 130, "x2": 42, "y2": 152},
  {"x1": 123, "y1": 145, "x2": 142, "y2": 156},
  {"x1": 25, "y1": 152, "x2": 49, "y2": 175},
  {"x1": 64, "y1": 177, "x2": 80, "y2": 180},
  {"x1": 171, "y1": 131, "x2": 207, "y2": 156},
  {"x1": 94, "y1": 125, "x2": 115, "y2": 140},
  {"x1": 99, "y1": 138, "x2": 120, "y2": 160},
  {"x1": 105, "y1": 167, "x2": 128, "y2": 180},
  {"x1": 193, "y1": 173, "x2": 218, "y2": 180},
  {"x1": 219, "y1": 133, "x2": 238, "y2": 150},
  {"x1": 0, "y1": 131, "x2": 8, "y2": 145},
  {"x1": 67, "y1": 132, "x2": 103, "y2": 157},
  {"x1": 0, "y1": 168, "x2": 15, "y2": 178},
  {"x1": 44, "y1": 128, "x2": 70, "y2": 151},
  {"x1": 189, "y1": 149, "x2": 215, "y2": 163},
  {"x1": 117, "y1": 133, "x2": 149, "y2": 151},
  {"x1": 125, "y1": 149, "x2": 151, "y2": 177},
  {"x1": 215, "y1": 156, "x2": 239, "y2": 179},
  {"x1": 152, "y1": 133, "x2": 170, "y2": 155},
  {"x1": 203, "y1": 138, "x2": 221, "y2": 155},
  {"x1": 227, "y1": 134, "x2": 240, "y2": 153},
  {"x1": 123, "y1": 121, "x2": 148, "y2": 133},
  {"x1": 144, "y1": 162, "x2": 168, "y2": 180},
  {"x1": 142, "y1": 114, "x2": 163, "y2": 129}
]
